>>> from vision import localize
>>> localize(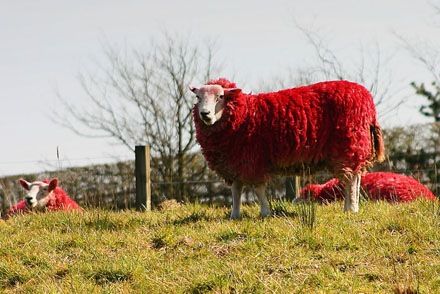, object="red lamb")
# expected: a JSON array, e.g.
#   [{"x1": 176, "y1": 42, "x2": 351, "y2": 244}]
[
  {"x1": 3, "y1": 178, "x2": 81, "y2": 219},
  {"x1": 191, "y1": 78, "x2": 385, "y2": 218},
  {"x1": 299, "y1": 172, "x2": 437, "y2": 203}
]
